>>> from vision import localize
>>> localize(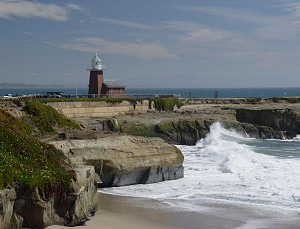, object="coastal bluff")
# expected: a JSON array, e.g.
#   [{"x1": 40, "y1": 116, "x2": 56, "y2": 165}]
[
  {"x1": 0, "y1": 100, "x2": 184, "y2": 228},
  {"x1": 0, "y1": 166, "x2": 98, "y2": 229},
  {"x1": 72, "y1": 97, "x2": 300, "y2": 145},
  {"x1": 2, "y1": 97, "x2": 300, "y2": 228},
  {"x1": 50, "y1": 135, "x2": 184, "y2": 187}
]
